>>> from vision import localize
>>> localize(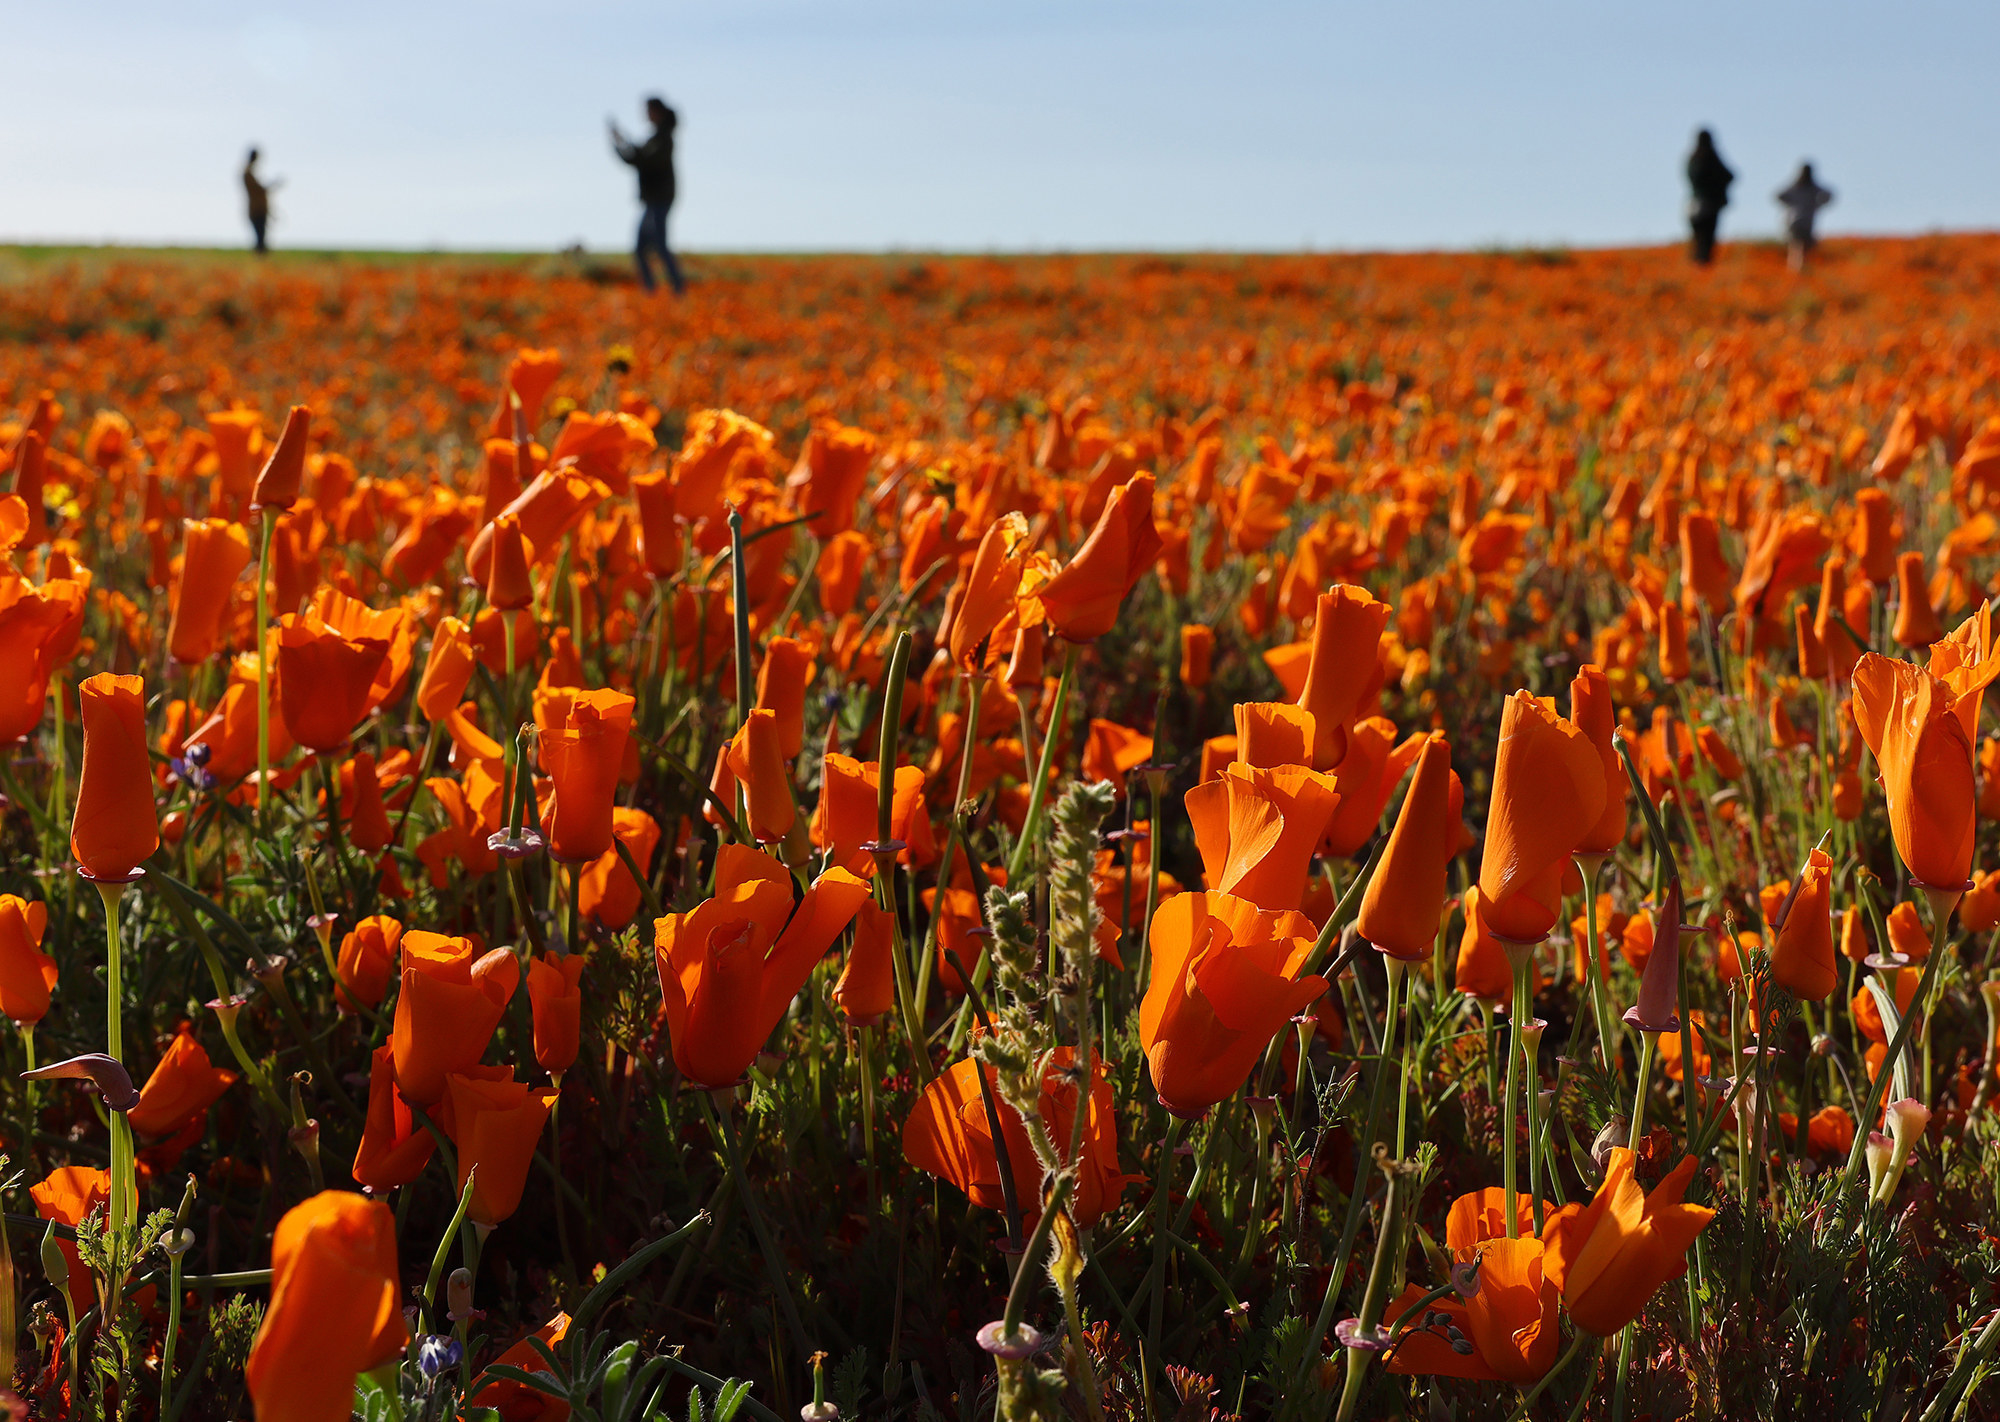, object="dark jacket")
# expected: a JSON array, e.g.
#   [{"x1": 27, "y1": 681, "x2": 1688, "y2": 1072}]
[
  {"x1": 1687, "y1": 142, "x2": 1733, "y2": 215},
  {"x1": 616, "y1": 115, "x2": 677, "y2": 207}
]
